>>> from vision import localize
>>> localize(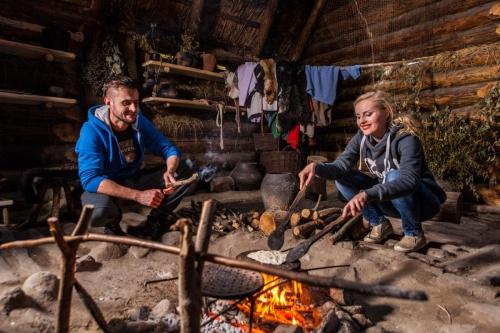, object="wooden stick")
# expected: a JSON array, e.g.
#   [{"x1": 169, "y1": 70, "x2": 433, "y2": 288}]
[
  {"x1": 330, "y1": 214, "x2": 362, "y2": 244},
  {"x1": 0, "y1": 234, "x2": 428, "y2": 300},
  {"x1": 48, "y1": 217, "x2": 74, "y2": 333},
  {"x1": 195, "y1": 199, "x2": 217, "y2": 273},
  {"x1": 290, "y1": 212, "x2": 306, "y2": 228},
  {"x1": 73, "y1": 280, "x2": 110, "y2": 333},
  {"x1": 48, "y1": 205, "x2": 94, "y2": 333},
  {"x1": 168, "y1": 173, "x2": 199, "y2": 189},
  {"x1": 176, "y1": 218, "x2": 200, "y2": 333},
  {"x1": 318, "y1": 207, "x2": 343, "y2": 219}
]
